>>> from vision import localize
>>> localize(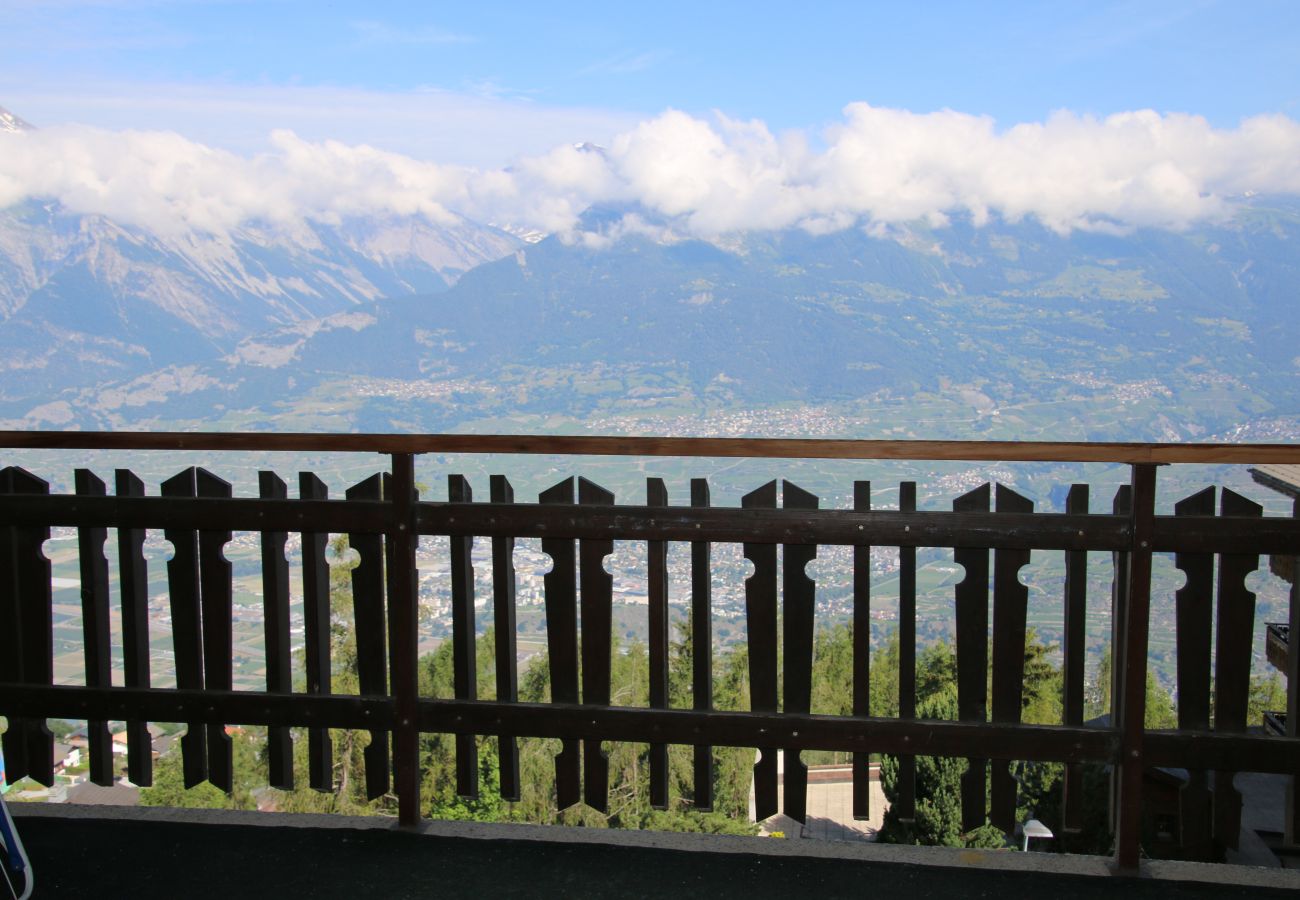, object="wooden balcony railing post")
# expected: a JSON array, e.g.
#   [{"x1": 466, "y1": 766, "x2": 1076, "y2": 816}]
[
  {"x1": 347, "y1": 473, "x2": 391, "y2": 800},
  {"x1": 1107, "y1": 484, "x2": 1131, "y2": 833},
  {"x1": 1061, "y1": 484, "x2": 1089, "y2": 832},
  {"x1": 690, "y1": 478, "x2": 714, "y2": 811},
  {"x1": 895, "y1": 481, "x2": 917, "y2": 821},
  {"x1": 389, "y1": 453, "x2": 421, "y2": 827},
  {"x1": 1114, "y1": 463, "x2": 1157, "y2": 873},
  {"x1": 851, "y1": 480, "x2": 872, "y2": 821}
]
